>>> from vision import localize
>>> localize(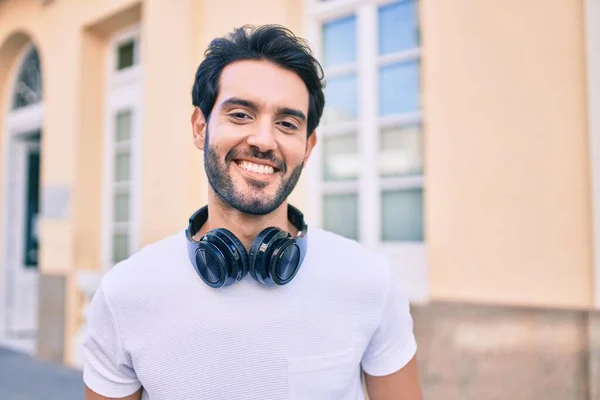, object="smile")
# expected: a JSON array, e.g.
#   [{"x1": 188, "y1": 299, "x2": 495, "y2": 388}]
[{"x1": 235, "y1": 160, "x2": 278, "y2": 175}]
